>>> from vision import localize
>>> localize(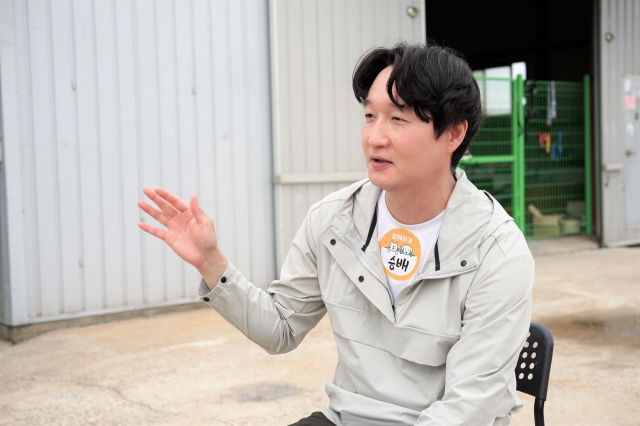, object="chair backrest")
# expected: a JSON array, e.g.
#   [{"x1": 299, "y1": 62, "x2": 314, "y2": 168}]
[{"x1": 515, "y1": 322, "x2": 554, "y2": 400}]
